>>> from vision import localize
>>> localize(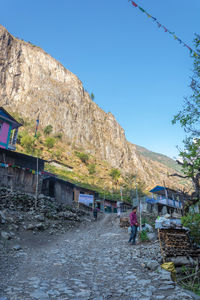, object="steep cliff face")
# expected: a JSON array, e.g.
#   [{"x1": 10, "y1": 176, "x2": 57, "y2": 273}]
[{"x1": 0, "y1": 25, "x2": 185, "y2": 189}]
